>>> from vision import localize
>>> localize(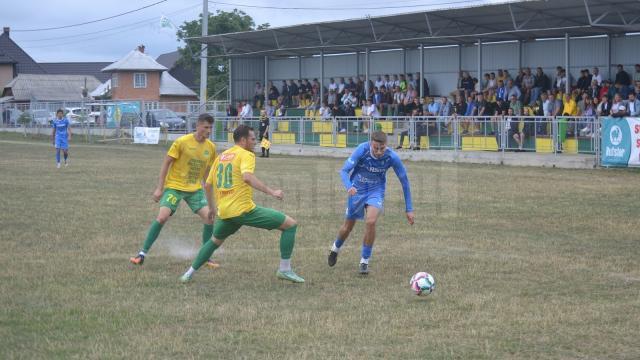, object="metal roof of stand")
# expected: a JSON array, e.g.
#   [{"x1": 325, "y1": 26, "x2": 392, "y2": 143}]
[{"x1": 191, "y1": 0, "x2": 640, "y2": 57}]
